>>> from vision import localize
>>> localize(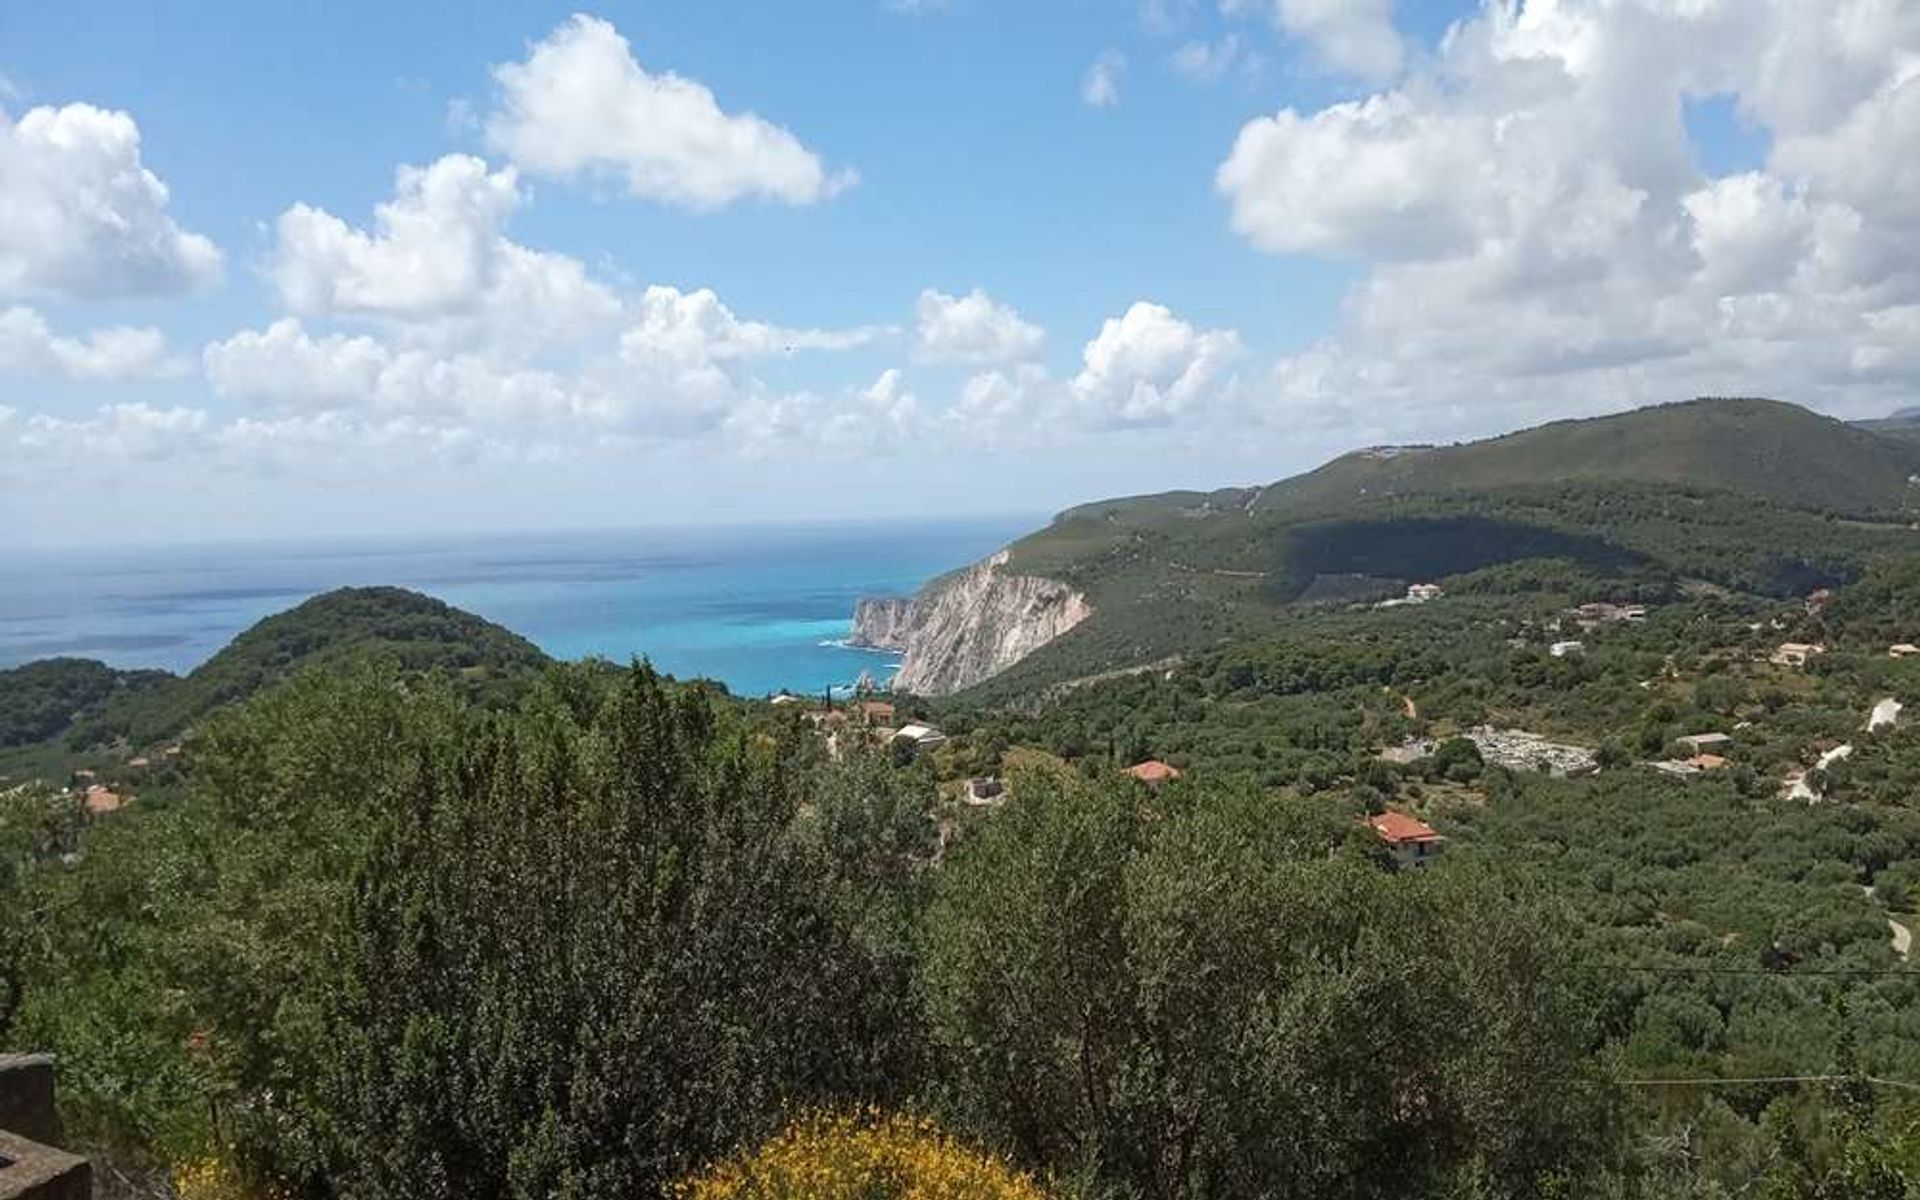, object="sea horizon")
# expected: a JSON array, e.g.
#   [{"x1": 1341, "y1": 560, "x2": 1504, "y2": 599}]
[{"x1": 0, "y1": 514, "x2": 1042, "y2": 696}]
